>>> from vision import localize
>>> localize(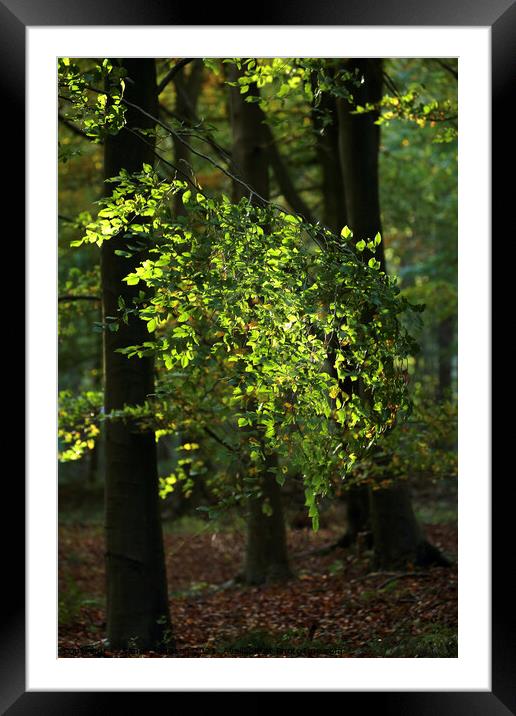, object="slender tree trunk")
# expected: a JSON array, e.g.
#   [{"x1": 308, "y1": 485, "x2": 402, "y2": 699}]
[
  {"x1": 312, "y1": 84, "x2": 348, "y2": 235},
  {"x1": 229, "y1": 65, "x2": 291, "y2": 584},
  {"x1": 337, "y1": 59, "x2": 385, "y2": 259},
  {"x1": 312, "y1": 76, "x2": 369, "y2": 546},
  {"x1": 229, "y1": 67, "x2": 269, "y2": 206},
  {"x1": 102, "y1": 59, "x2": 172, "y2": 651},
  {"x1": 172, "y1": 59, "x2": 204, "y2": 216},
  {"x1": 168, "y1": 60, "x2": 209, "y2": 505},
  {"x1": 337, "y1": 59, "x2": 448, "y2": 569}
]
